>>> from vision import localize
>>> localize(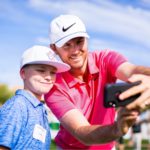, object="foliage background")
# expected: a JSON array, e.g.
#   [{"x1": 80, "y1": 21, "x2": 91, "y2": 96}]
[{"x1": 0, "y1": 84, "x2": 14, "y2": 105}]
